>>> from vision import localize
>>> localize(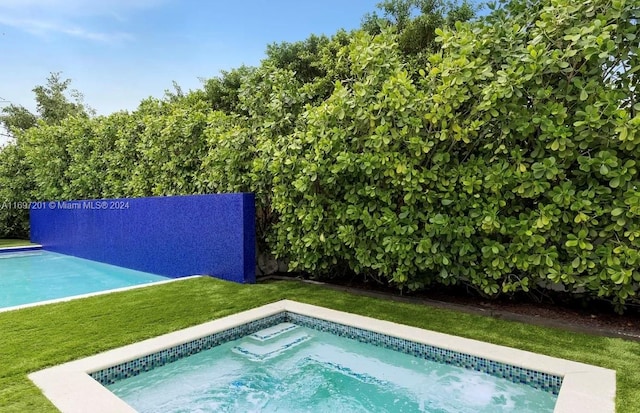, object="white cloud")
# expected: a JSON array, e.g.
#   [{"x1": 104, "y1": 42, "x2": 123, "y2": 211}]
[
  {"x1": 0, "y1": 0, "x2": 167, "y2": 16},
  {"x1": 0, "y1": 15, "x2": 132, "y2": 43},
  {"x1": 0, "y1": 0, "x2": 167, "y2": 42}
]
